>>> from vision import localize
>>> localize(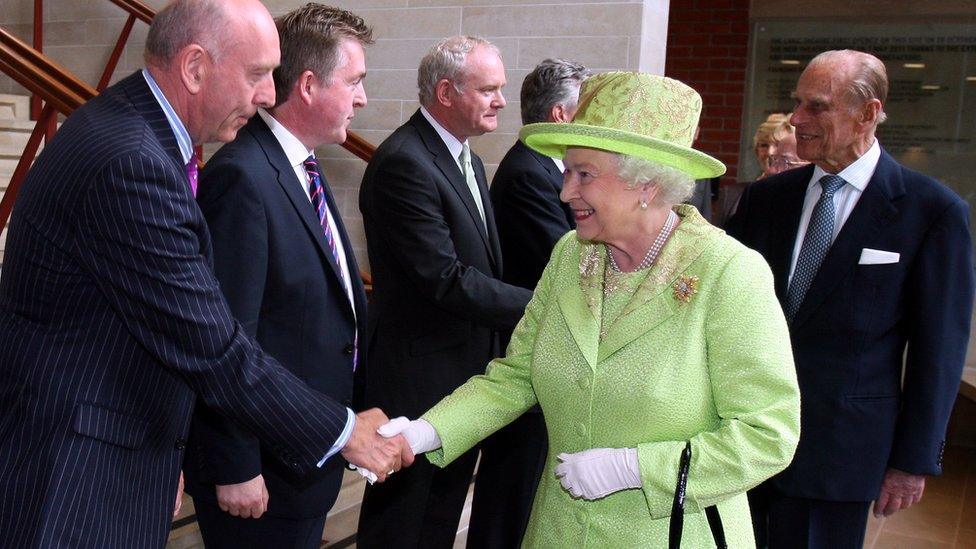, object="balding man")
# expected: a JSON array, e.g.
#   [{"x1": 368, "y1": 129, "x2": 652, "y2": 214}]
[
  {"x1": 357, "y1": 36, "x2": 533, "y2": 546},
  {"x1": 727, "y1": 50, "x2": 973, "y2": 548},
  {"x1": 0, "y1": 1, "x2": 406, "y2": 546}
]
